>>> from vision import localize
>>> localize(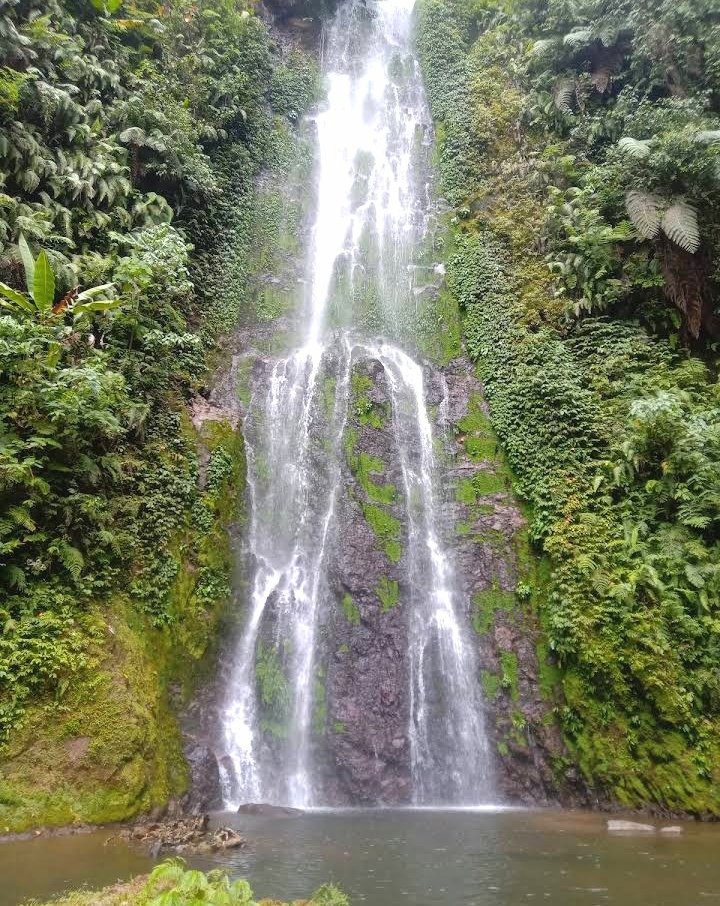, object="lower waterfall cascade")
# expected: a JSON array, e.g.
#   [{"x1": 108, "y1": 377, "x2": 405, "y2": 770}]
[{"x1": 217, "y1": 0, "x2": 494, "y2": 808}]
